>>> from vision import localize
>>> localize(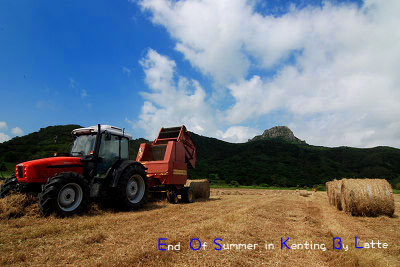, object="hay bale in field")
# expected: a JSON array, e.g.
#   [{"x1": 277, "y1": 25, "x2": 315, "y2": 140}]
[
  {"x1": 299, "y1": 190, "x2": 312, "y2": 197},
  {"x1": 185, "y1": 179, "x2": 210, "y2": 199},
  {"x1": 326, "y1": 181, "x2": 333, "y2": 205},
  {"x1": 326, "y1": 180, "x2": 342, "y2": 208},
  {"x1": 330, "y1": 180, "x2": 343, "y2": 210},
  {"x1": 340, "y1": 179, "x2": 395, "y2": 217}
]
